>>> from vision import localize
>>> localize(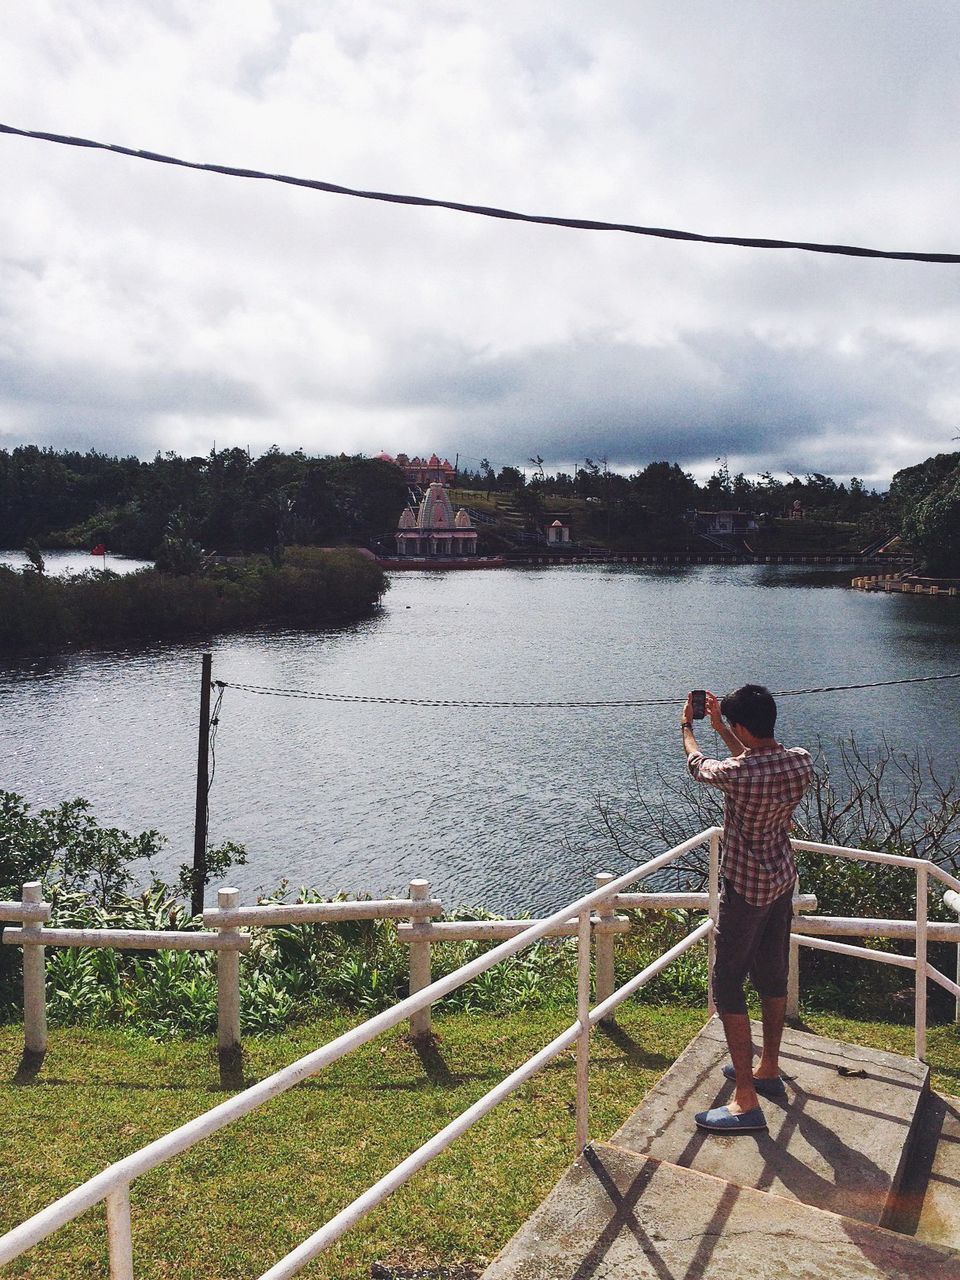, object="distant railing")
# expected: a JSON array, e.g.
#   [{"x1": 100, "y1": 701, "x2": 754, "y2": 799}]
[
  {"x1": 4, "y1": 829, "x2": 960, "y2": 1277},
  {"x1": 2, "y1": 864, "x2": 821, "y2": 1057}
]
